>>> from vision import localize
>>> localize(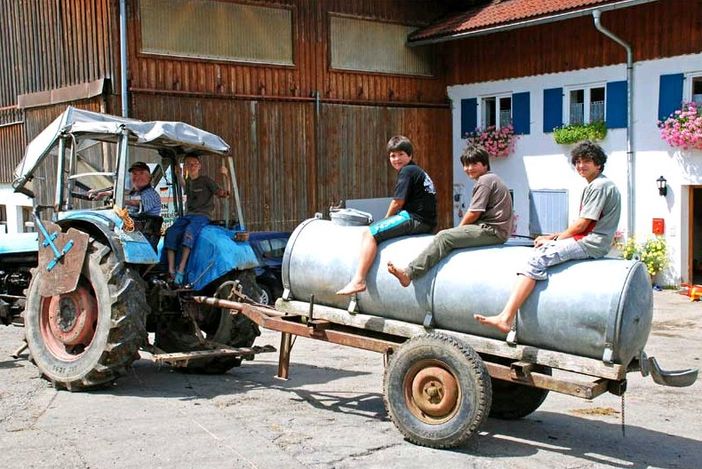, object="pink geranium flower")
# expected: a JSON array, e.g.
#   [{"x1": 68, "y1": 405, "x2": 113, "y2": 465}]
[
  {"x1": 658, "y1": 102, "x2": 702, "y2": 150},
  {"x1": 463, "y1": 124, "x2": 517, "y2": 158}
]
